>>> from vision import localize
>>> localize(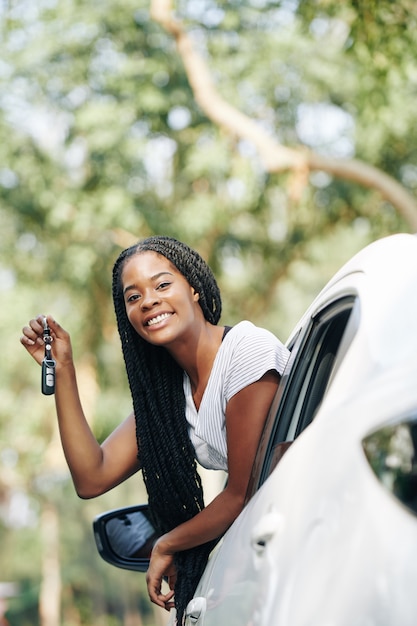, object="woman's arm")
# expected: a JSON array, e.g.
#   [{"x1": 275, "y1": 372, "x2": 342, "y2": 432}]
[
  {"x1": 146, "y1": 370, "x2": 280, "y2": 609},
  {"x1": 21, "y1": 315, "x2": 141, "y2": 498}
]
